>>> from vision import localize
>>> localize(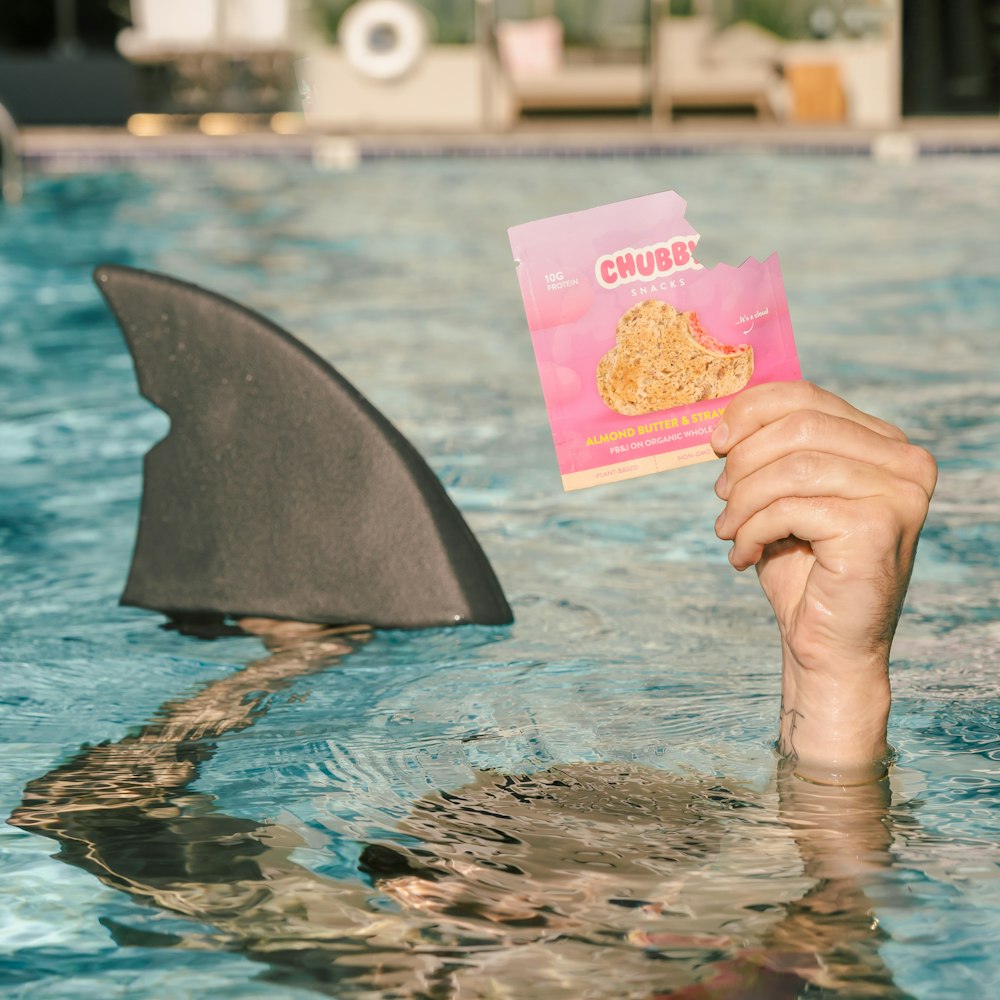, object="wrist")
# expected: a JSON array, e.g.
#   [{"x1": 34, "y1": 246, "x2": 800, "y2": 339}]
[{"x1": 779, "y1": 642, "x2": 892, "y2": 785}]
